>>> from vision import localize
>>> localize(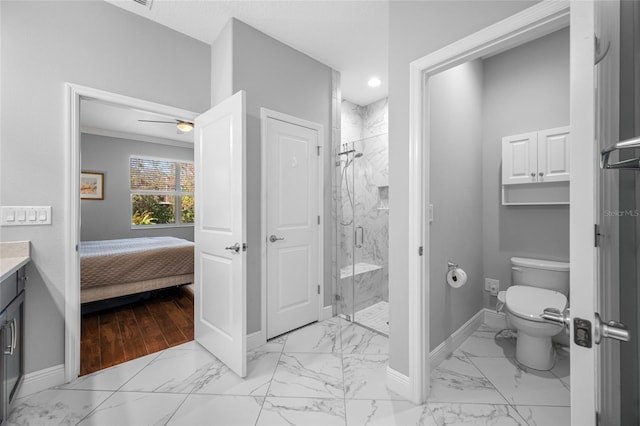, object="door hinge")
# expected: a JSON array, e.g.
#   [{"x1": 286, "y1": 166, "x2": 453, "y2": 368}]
[
  {"x1": 418, "y1": 246, "x2": 423, "y2": 256},
  {"x1": 317, "y1": 146, "x2": 321, "y2": 156},
  {"x1": 318, "y1": 215, "x2": 321, "y2": 225},
  {"x1": 594, "y1": 224, "x2": 601, "y2": 247},
  {"x1": 334, "y1": 294, "x2": 341, "y2": 301},
  {"x1": 242, "y1": 243, "x2": 247, "y2": 252},
  {"x1": 317, "y1": 284, "x2": 321, "y2": 295}
]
